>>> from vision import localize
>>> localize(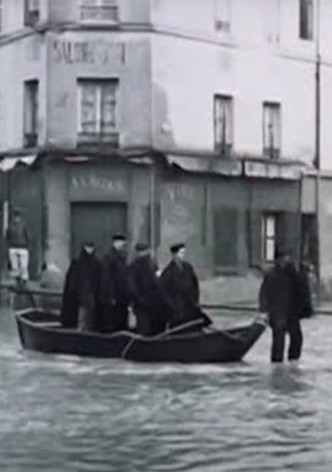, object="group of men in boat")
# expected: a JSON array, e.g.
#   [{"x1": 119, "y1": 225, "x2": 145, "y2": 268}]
[{"x1": 60, "y1": 235, "x2": 210, "y2": 336}]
